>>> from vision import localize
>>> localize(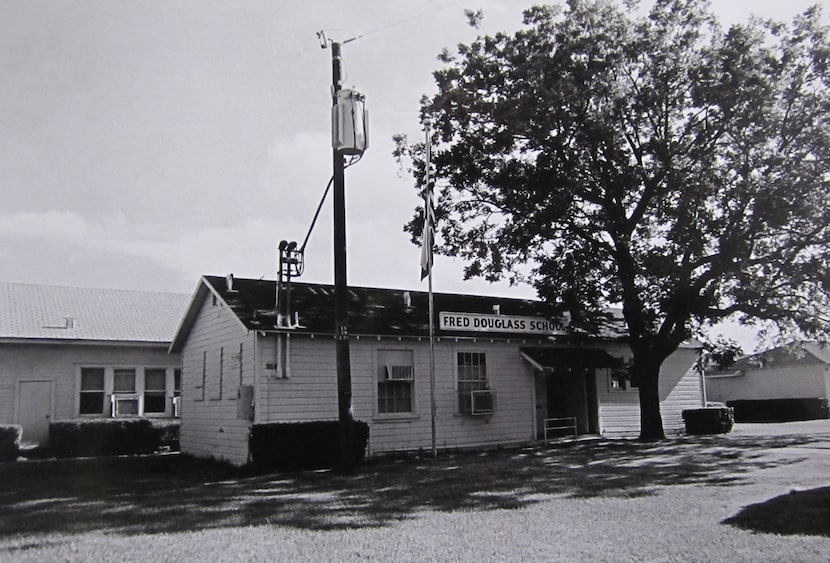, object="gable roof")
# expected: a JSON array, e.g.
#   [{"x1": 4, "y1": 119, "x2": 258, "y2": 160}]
[
  {"x1": 170, "y1": 275, "x2": 628, "y2": 352},
  {"x1": 0, "y1": 281, "x2": 190, "y2": 344},
  {"x1": 718, "y1": 342, "x2": 830, "y2": 373}
]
